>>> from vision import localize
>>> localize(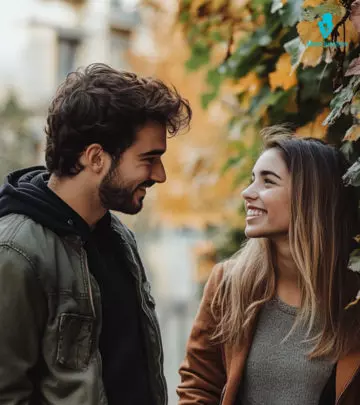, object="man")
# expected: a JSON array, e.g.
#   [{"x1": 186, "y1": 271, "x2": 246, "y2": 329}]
[{"x1": 0, "y1": 63, "x2": 192, "y2": 405}]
